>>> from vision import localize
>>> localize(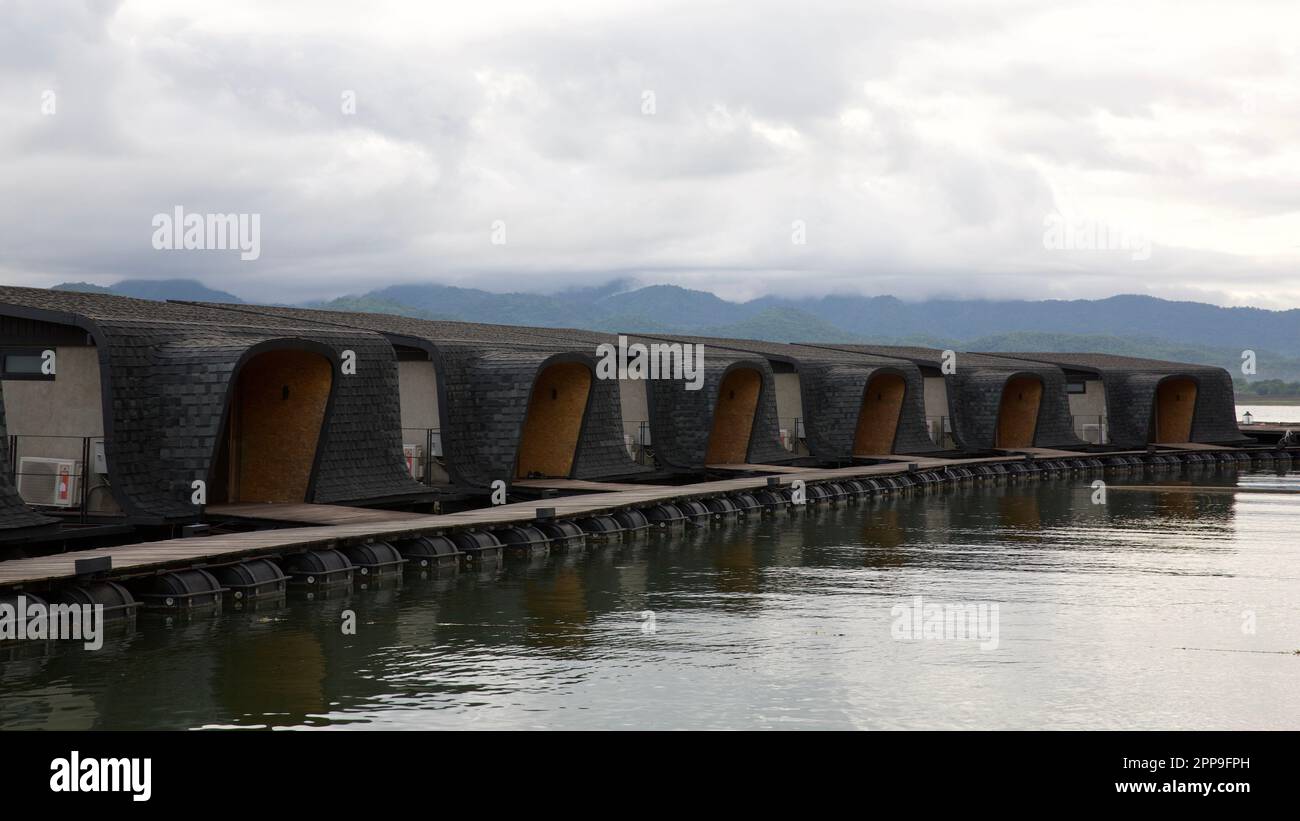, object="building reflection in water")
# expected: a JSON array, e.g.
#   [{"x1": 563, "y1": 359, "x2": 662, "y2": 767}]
[
  {"x1": 0, "y1": 467, "x2": 1264, "y2": 730},
  {"x1": 522, "y1": 567, "x2": 590, "y2": 650}
]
